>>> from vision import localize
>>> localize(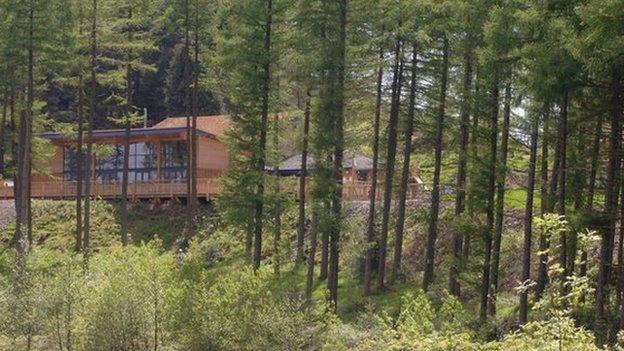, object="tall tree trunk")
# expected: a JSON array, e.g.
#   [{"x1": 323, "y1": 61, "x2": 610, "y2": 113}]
[
  {"x1": 558, "y1": 88, "x2": 569, "y2": 279},
  {"x1": 183, "y1": 0, "x2": 193, "y2": 249},
  {"x1": 327, "y1": 0, "x2": 347, "y2": 310},
  {"x1": 464, "y1": 71, "x2": 482, "y2": 261},
  {"x1": 390, "y1": 43, "x2": 418, "y2": 285},
  {"x1": 536, "y1": 104, "x2": 550, "y2": 298},
  {"x1": 377, "y1": 39, "x2": 404, "y2": 290},
  {"x1": 190, "y1": 14, "x2": 200, "y2": 238},
  {"x1": 568, "y1": 121, "x2": 586, "y2": 277},
  {"x1": 581, "y1": 113, "x2": 602, "y2": 279},
  {"x1": 83, "y1": 0, "x2": 98, "y2": 266},
  {"x1": 319, "y1": 200, "x2": 329, "y2": 280},
  {"x1": 423, "y1": 36, "x2": 449, "y2": 292},
  {"x1": 11, "y1": 90, "x2": 18, "y2": 218},
  {"x1": 597, "y1": 70, "x2": 622, "y2": 322},
  {"x1": 0, "y1": 93, "x2": 6, "y2": 178},
  {"x1": 449, "y1": 48, "x2": 472, "y2": 296},
  {"x1": 75, "y1": 74, "x2": 84, "y2": 253},
  {"x1": 9, "y1": 89, "x2": 16, "y2": 174},
  {"x1": 272, "y1": 114, "x2": 281, "y2": 275},
  {"x1": 296, "y1": 89, "x2": 311, "y2": 266},
  {"x1": 363, "y1": 46, "x2": 384, "y2": 296},
  {"x1": 305, "y1": 202, "x2": 319, "y2": 300},
  {"x1": 253, "y1": 0, "x2": 273, "y2": 271},
  {"x1": 489, "y1": 82, "x2": 511, "y2": 316},
  {"x1": 519, "y1": 108, "x2": 539, "y2": 325},
  {"x1": 14, "y1": 6, "x2": 35, "y2": 268},
  {"x1": 617, "y1": 170, "x2": 624, "y2": 313},
  {"x1": 120, "y1": 11, "x2": 133, "y2": 246},
  {"x1": 479, "y1": 74, "x2": 499, "y2": 323}
]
